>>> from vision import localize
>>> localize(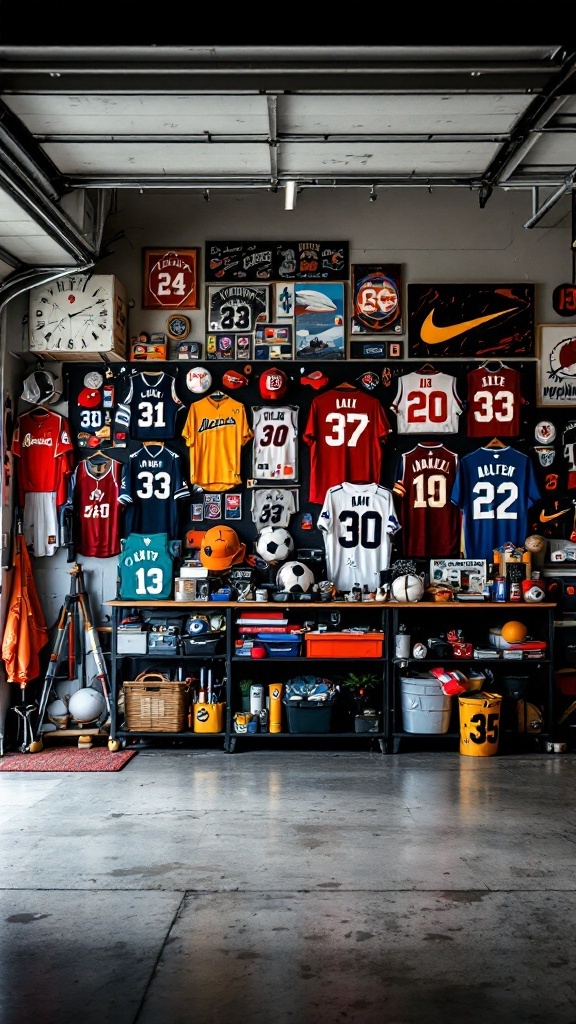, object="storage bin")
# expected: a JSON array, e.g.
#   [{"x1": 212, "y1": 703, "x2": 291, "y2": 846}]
[
  {"x1": 192, "y1": 702, "x2": 226, "y2": 733},
  {"x1": 180, "y1": 634, "x2": 224, "y2": 656},
  {"x1": 117, "y1": 631, "x2": 148, "y2": 655},
  {"x1": 261, "y1": 638, "x2": 302, "y2": 657},
  {"x1": 400, "y1": 675, "x2": 452, "y2": 734},
  {"x1": 285, "y1": 700, "x2": 333, "y2": 734},
  {"x1": 123, "y1": 673, "x2": 189, "y2": 732},
  {"x1": 305, "y1": 632, "x2": 384, "y2": 659}
]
